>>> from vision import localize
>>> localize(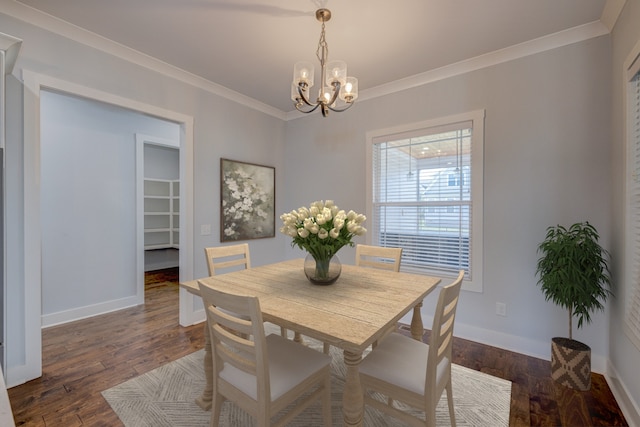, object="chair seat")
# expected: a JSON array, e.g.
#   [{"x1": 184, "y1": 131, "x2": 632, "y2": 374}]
[
  {"x1": 360, "y1": 333, "x2": 449, "y2": 396},
  {"x1": 359, "y1": 271, "x2": 464, "y2": 427},
  {"x1": 219, "y1": 333, "x2": 331, "y2": 401}
]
